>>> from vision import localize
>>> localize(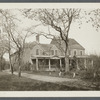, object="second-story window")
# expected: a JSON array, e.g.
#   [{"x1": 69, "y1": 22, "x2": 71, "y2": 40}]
[
  {"x1": 55, "y1": 50, "x2": 57, "y2": 55},
  {"x1": 51, "y1": 50, "x2": 54, "y2": 55},
  {"x1": 80, "y1": 51, "x2": 83, "y2": 55},
  {"x1": 74, "y1": 50, "x2": 77, "y2": 56},
  {"x1": 36, "y1": 49, "x2": 39, "y2": 55}
]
